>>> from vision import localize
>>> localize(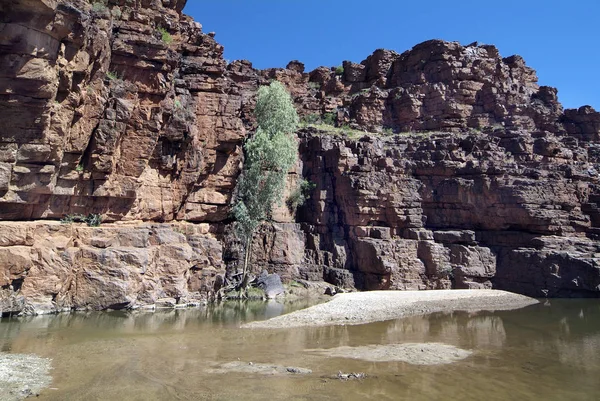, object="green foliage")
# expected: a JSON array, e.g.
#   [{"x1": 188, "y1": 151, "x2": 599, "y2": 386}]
[
  {"x1": 106, "y1": 71, "x2": 120, "y2": 81},
  {"x1": 335, "y1": 65, "x2": 344, "y2": 76},
  {"x1": 61, "y1": 213, "x2": 102, "y2": 227},
  {"x1": 158, "y1": 28, "x2": 173, "y2": 44},
  {"x1": 60, "y1": 214, "x2": 81, "y2": 224},
  {"x1": 301, "y1": 113, "x2": 320, "y2": 124},
  {"x1": 300, "y1": 112, "x2": 335, "y2": 126},
  {"x1": 234, "y1": 125, "x2": 297, "y2": 238},
  {"x1": 233, "y1": 81, "x2": 298, "y2": 266},
  {"x1": 300, "y1": 122, "x2": 367, "y2": 139},
  {"x1": 91, "y1": 1, "x2": 107, "y2": 13},
  {"x1": 111, "y1": 7, "x2": 122, "y2": 19},
  {"x1": 322, "y1": 112, "x2": 336, "y2": 126},
  {"x1": 287, "y1": 179, "x2": 316, "y2": 212},
  {"x1": 75, "y1": 163, "x2": 84, "y2": 172},
  {"x1": 352, "y1": 88, "x2": 370, "y2": 99},
  {"x1": 246, "y1": 286, "x2": 266, "y2": 300},
  {"x1": 225, "y1": 286, "x2": 265, "y2": 300},
  {"x1": 253, "y1": 81, "x2": 299, "y2": 141},
  {"x1": 86, "y1": 214, "x2": 102, "y2": 227}
]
